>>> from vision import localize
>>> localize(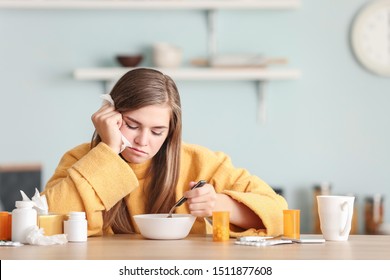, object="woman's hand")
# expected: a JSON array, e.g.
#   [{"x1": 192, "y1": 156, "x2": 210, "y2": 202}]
[
  {"x1": 91, "y1": 103, "x2": 123, "y2": 154},
  {"x1": 185, "y1": 181, "x2": 265, "y2": 229},
  {"x1": 184, "y1": 182, "x2": 217, "y2": 217}
]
